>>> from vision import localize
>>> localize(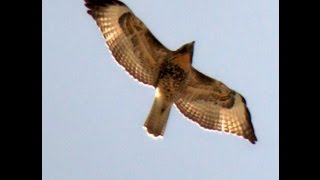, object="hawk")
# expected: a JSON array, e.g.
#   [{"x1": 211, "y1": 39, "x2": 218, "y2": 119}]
[{"x1": 85, "y1": 0, "x2": 257, "y2": 144}]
